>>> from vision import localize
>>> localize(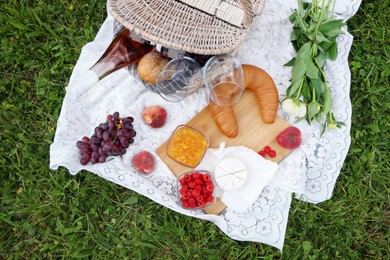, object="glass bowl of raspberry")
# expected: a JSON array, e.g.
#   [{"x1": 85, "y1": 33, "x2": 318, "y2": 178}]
[{"x1": 176, "y1": 170, "x2": 216, "y2": 209}]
